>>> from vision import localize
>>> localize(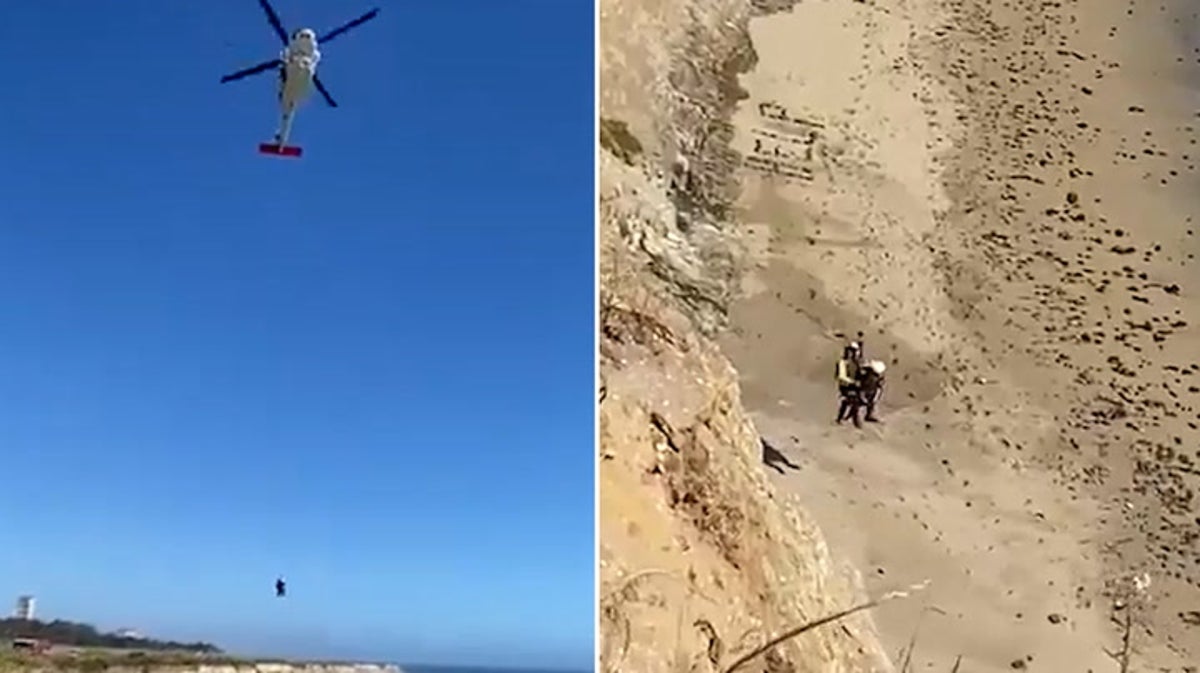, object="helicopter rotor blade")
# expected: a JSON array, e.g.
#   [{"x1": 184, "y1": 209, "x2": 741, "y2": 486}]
[
  {"x1": 312, "y1": 75, "x2": 338, "y2": 107},
  {"x1": 220, "y1": 59, "x2": 282, "y2": 83},
  {"x1": 257, "y1": 0, "x2": 291, "y2": 45},
  {"x1": 317, "y1": 8, "x2": 380, "y2": 44}
]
